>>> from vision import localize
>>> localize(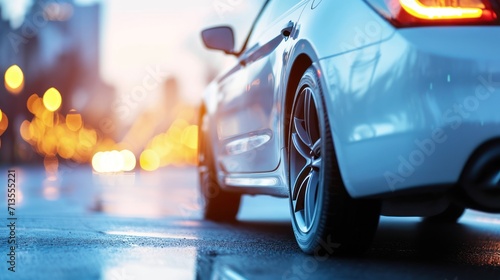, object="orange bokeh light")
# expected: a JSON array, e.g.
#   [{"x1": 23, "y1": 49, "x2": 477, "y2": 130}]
[
  {"x1": 140, "y1": 149, "x2": 160, "y2": 171},
  {"x1": 182, "y1": 125, "x2": 198, "y2": 150},
  {"x1": 0, "y1": 111, "x2": 8, "y2": 137},
  {"x1": 66, "y1": 109, "x2": 83, "y2": 131},
  {"x1": 19, "y1": 120, "x2": 31, "y2": 141},
  {"x1": 43, "y1": 87, "x2": 62, "y2": 112},
  {"x1": 4, "y1": 65, "x2": 24, "y2": 94}
]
